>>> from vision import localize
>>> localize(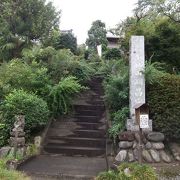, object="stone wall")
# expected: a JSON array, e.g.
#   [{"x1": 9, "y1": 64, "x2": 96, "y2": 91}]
[{"x1": 114, "y1": 131, "x2": 180, "y2": 165}]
